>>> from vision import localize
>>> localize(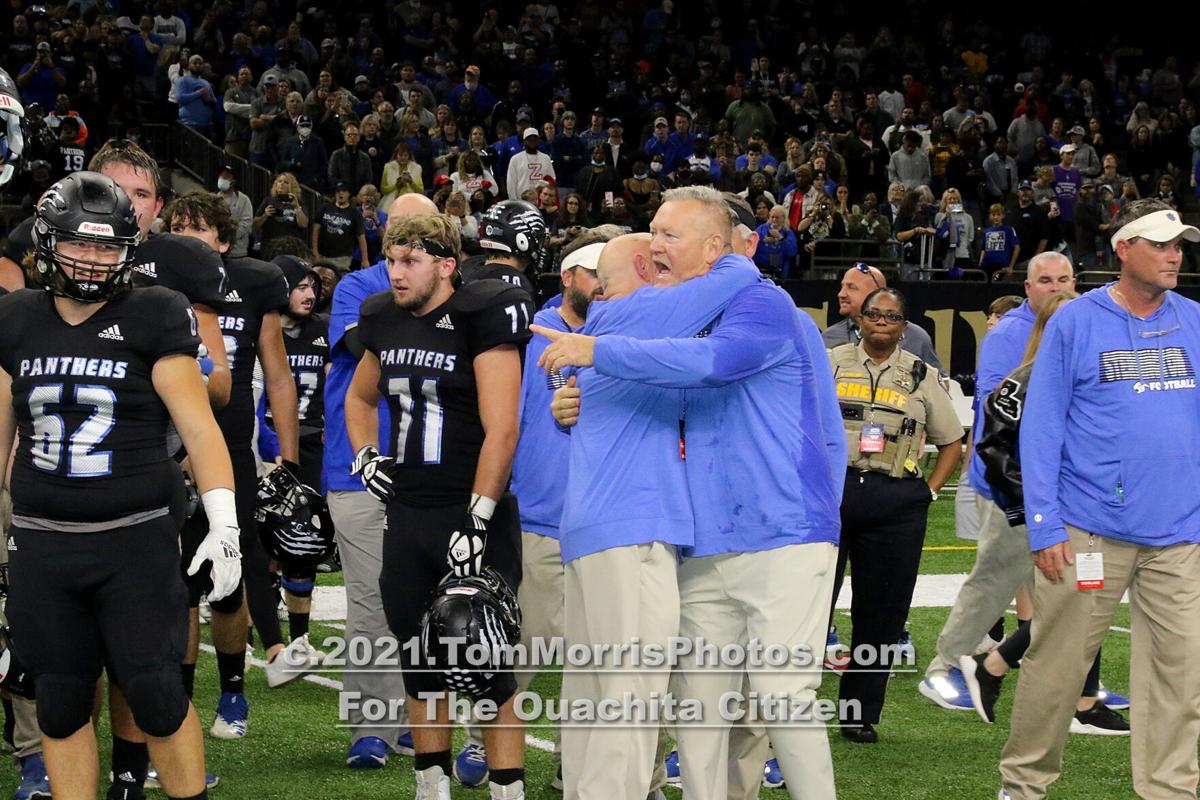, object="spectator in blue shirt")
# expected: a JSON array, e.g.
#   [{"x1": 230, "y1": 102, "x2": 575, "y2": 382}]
[
  {"x1": 979, "y1": 203, "x2": 1021, "y2": 280},
  {"x1": 176, "y1": 54, "x2": 216, "y2": 135},
  {"x1": 126, "y1": 16, "x2": 162, "y2": 102},
  {"x1": 16, "y1": 41, "x2": 66, "y2": 110},
  {"x1": 754, "y1": 204, "x2": 799, "y2": 277}
]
